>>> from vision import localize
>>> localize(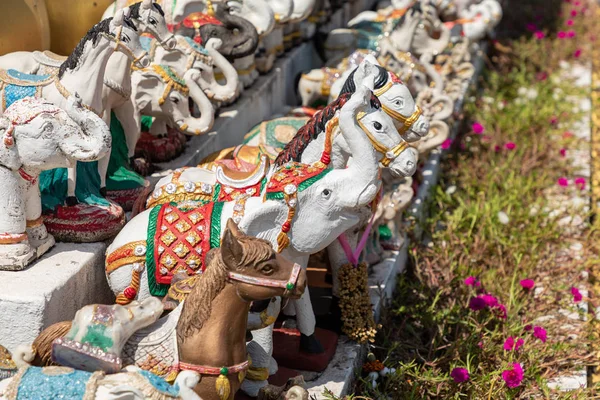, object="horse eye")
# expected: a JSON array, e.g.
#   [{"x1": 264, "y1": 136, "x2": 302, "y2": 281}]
[
  {"x1": 262, "y1": 264, "x2": 274, "y2": 274},
  {"x1": 373, "y1": 121, "x2": 383, "y2": 130},
  {"x1": 149, "y1": 17, "x2": 157, "y2": 25},
  {"x1": 122, "y1": 35, "x2": 130, "y2": 43},
  {"x1": 171, "y1": 97, "x2": 180, "y2": 104}
]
